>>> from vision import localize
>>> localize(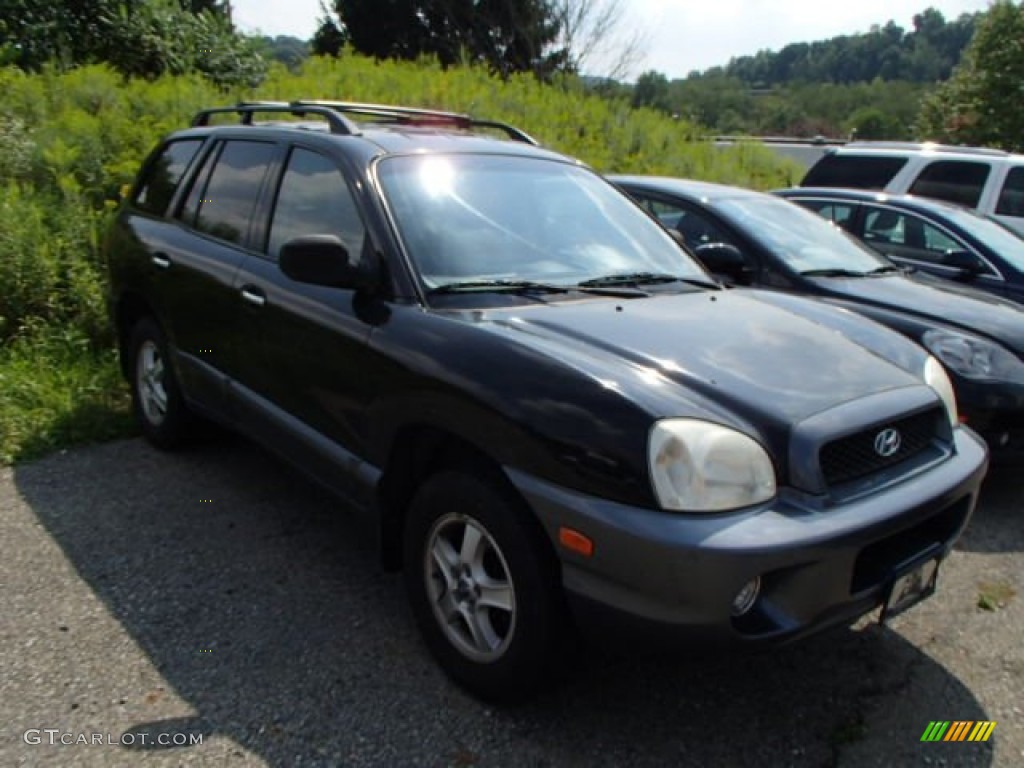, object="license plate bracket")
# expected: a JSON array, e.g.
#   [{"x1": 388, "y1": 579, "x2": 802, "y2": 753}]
[{"x1": 880, "y1": 553, "x2": 941, "y2": 622}]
